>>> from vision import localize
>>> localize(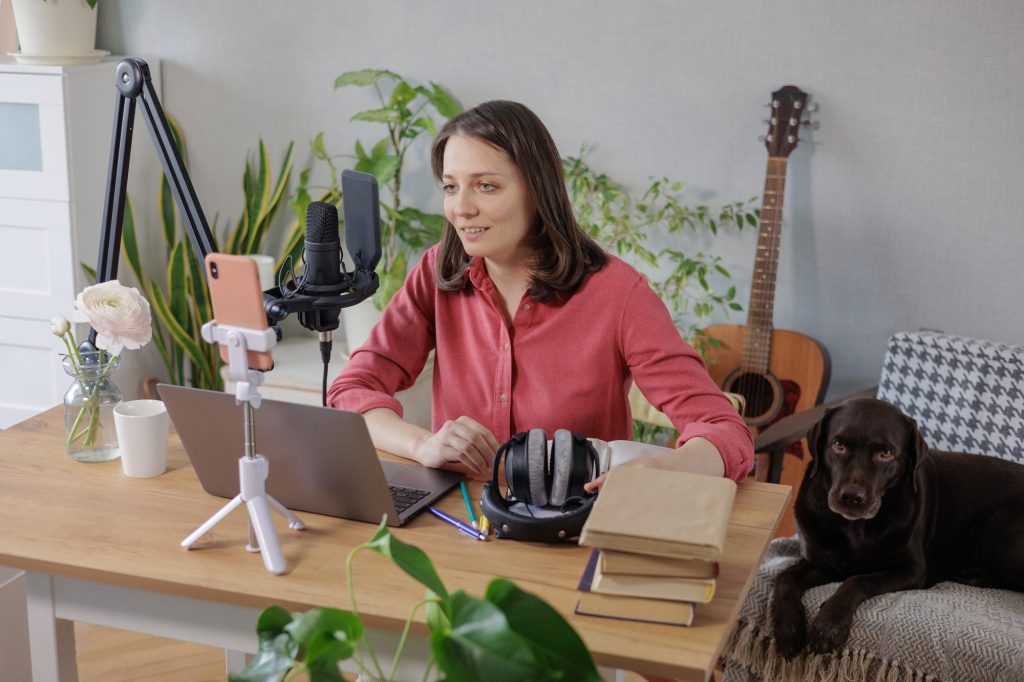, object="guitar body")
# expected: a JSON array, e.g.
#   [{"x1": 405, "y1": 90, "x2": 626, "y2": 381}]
[{"x1": 703, "y1": 323, "x2": 830, "y2": 536}]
